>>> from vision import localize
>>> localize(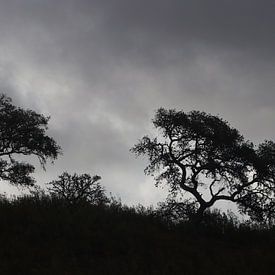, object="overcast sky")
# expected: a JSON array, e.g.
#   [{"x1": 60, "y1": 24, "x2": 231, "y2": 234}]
[{"x1": 0, "y1": 0, "x2": 274, "y2": 206}]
